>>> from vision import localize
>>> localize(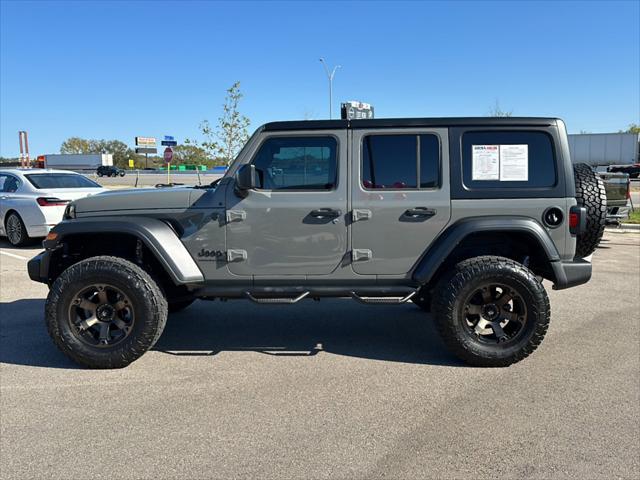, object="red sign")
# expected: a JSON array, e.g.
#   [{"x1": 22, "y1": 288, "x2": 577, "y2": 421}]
[{"x1": 163, "y1": 147, "x2": 173, "y2": 163}]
